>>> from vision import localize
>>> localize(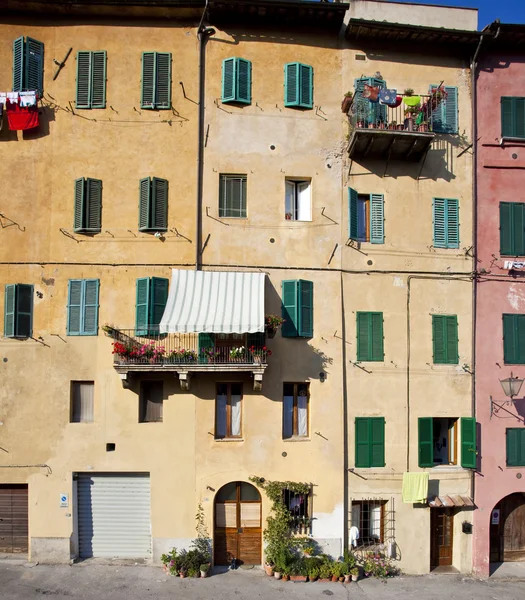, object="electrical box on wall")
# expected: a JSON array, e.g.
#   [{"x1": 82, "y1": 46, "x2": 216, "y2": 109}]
[{"x1": 462, "y1": 521, "x2": 473, "y2": 534}]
